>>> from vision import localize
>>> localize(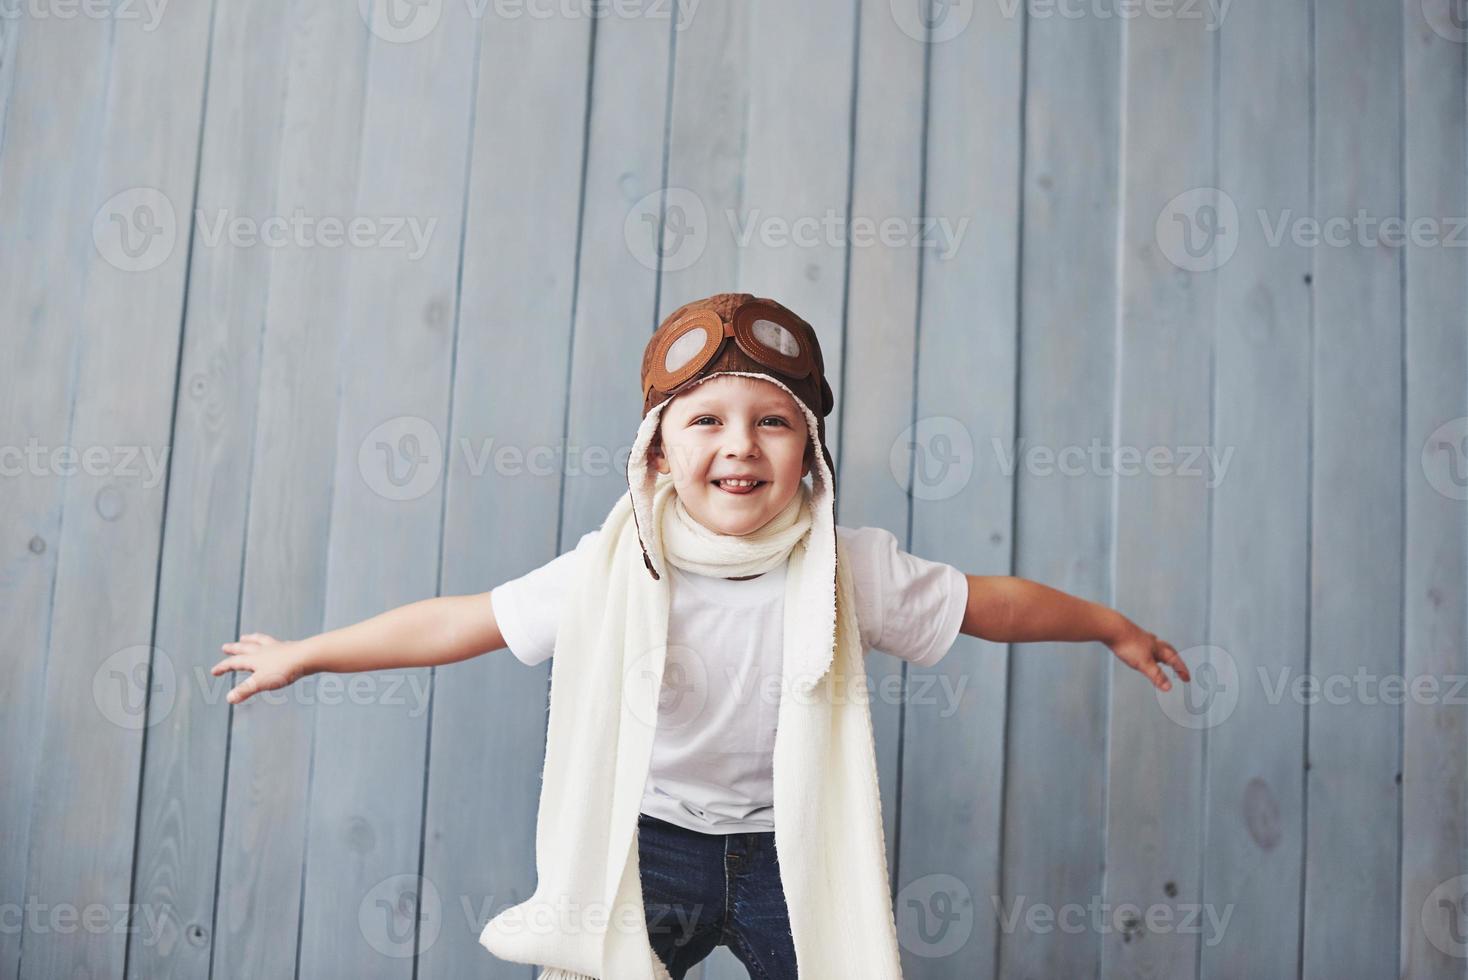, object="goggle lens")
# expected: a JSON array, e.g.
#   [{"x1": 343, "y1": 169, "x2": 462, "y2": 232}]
[
  {"x1": 663, "y1": 325, "x2": 710, "y2": 374},
  {"x1": 749, "y1": 318, "x2": 801, "y2": 359}
]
